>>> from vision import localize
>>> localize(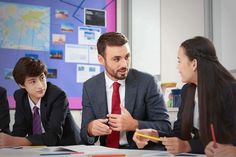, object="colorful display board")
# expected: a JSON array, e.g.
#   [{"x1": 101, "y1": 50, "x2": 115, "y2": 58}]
[{"x1": 0, "y1": 0, "x2": 116, "y2": 109}]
